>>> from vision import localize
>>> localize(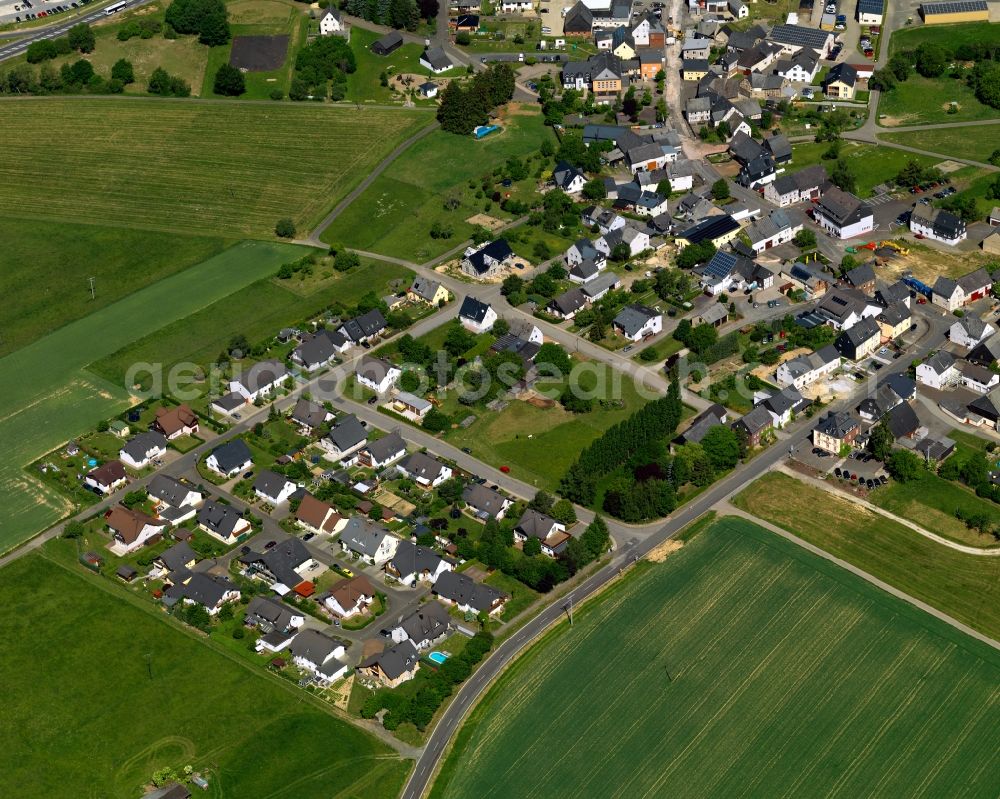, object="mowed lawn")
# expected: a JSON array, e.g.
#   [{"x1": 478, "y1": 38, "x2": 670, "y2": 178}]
[
  {"x1": 0, "y1": 240, "x2": 302, "y2": 553},
  {"x1": 432, "y1": 517, "x2": 1000, "y2": 799},
  {"x1": 90, "y1": 258, "x2": 413, "y2": 386},
  {"x1": 0, "y1": 218, "x2": 231, "y2": 358},
  {"x1": 0, "y1": 98, "x2": 428, "y2": 237},
  {"x1": 788, "y1": 141, "x2": 940, "y2": 196},
  {"x1": 321, "y1": 111, "x2": 553, "y2": 261},
  {"x1": 880, "y1": 125, "x2": 1000, "y2": 164},
  {"x1": 889, "y1": 21, "x2": 1000, "y2": 55},
  {"x1": 878, "y1": 73, "x2": 1000, "y2": 127},
  {"x1": 441, "y1": 365, "x2": 653, "y2": 491},
  {"x1": 734, "y1": 472, "x2": 1000, "y2": 641},
  {"x1": 0, "y1": 551, "x2": 409, "y2": 799}
]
